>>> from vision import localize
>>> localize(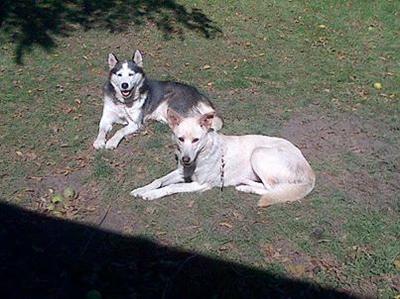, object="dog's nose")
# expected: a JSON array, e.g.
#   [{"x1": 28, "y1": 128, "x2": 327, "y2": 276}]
[
  {"x1": 182, "y1": 156, "x2": 190, "y2": 164},
  {"x1": 121, "y1": 83, "x2": 129, "y2": 89}
]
